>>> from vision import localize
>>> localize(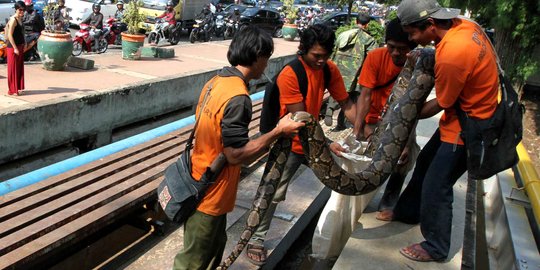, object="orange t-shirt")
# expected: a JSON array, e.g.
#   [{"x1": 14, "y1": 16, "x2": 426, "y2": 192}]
[
  {"x1": 358, "y1": 47, "x2": 402, "y2": 124},
  {"x1": 435, "y1": 19, "x2": 499, "y2": 145},
  {"x1": 191, "y1": 75, "x2": 247, "y2": 216},
  {"x1": 278, "y1": 57, "x2": 348, "y2": 154}
]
